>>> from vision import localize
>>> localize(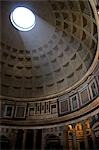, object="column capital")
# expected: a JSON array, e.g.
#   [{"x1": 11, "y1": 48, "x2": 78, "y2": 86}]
[{"x1": 23, "y1": 129, "x2": 27, "y2": 133}]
